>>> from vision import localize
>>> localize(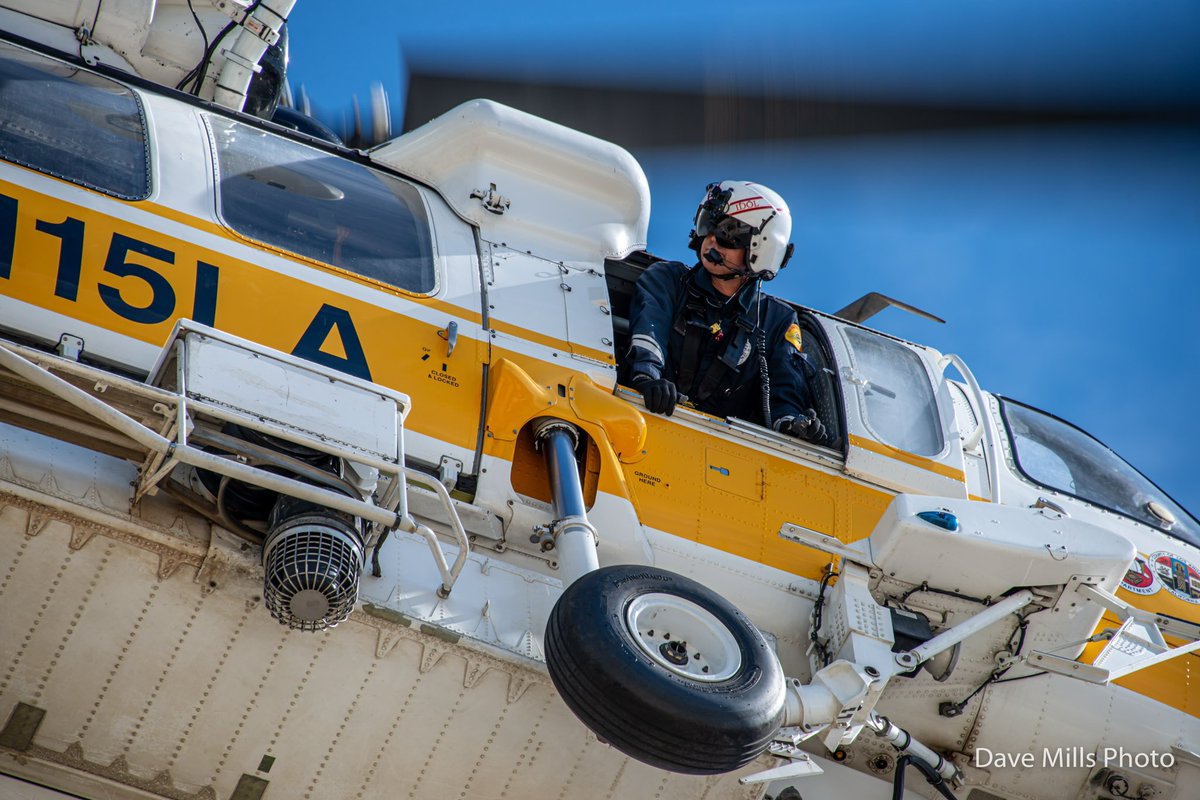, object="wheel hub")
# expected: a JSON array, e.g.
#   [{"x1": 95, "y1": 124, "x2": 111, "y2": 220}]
[
  {"x1": 626, "y1": 593, "x2": 742, "y2": 681},
  {"x1": 659, "y1": 639, "x2": 690, "y2": 666}
]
